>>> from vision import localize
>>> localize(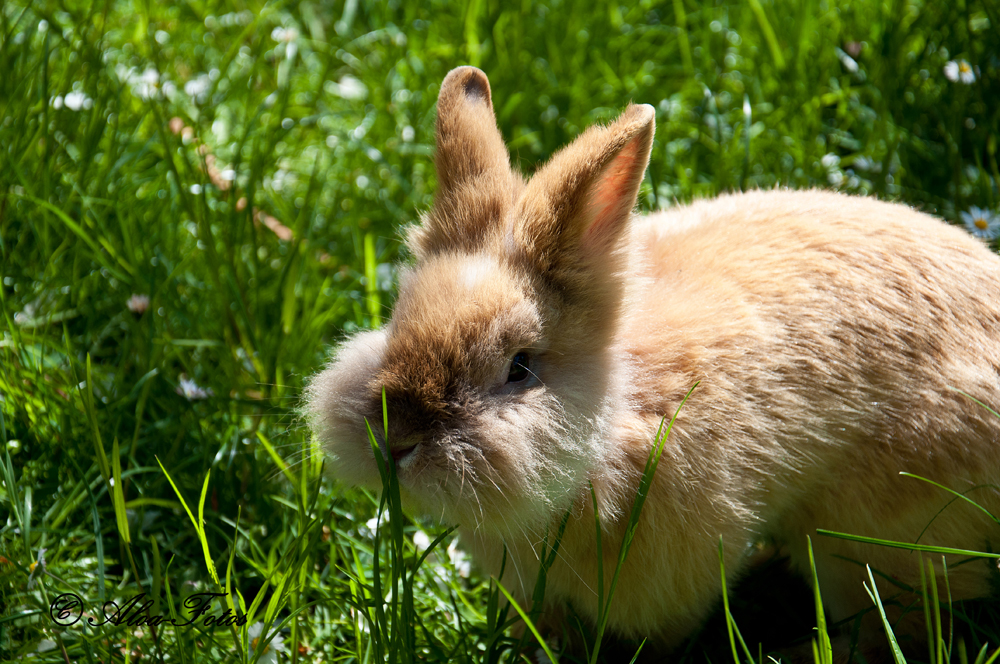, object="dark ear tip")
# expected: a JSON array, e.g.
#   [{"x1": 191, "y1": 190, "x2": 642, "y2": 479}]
[{"x1": 441, "y1": 66, "x2": 492, "y2": 108}]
